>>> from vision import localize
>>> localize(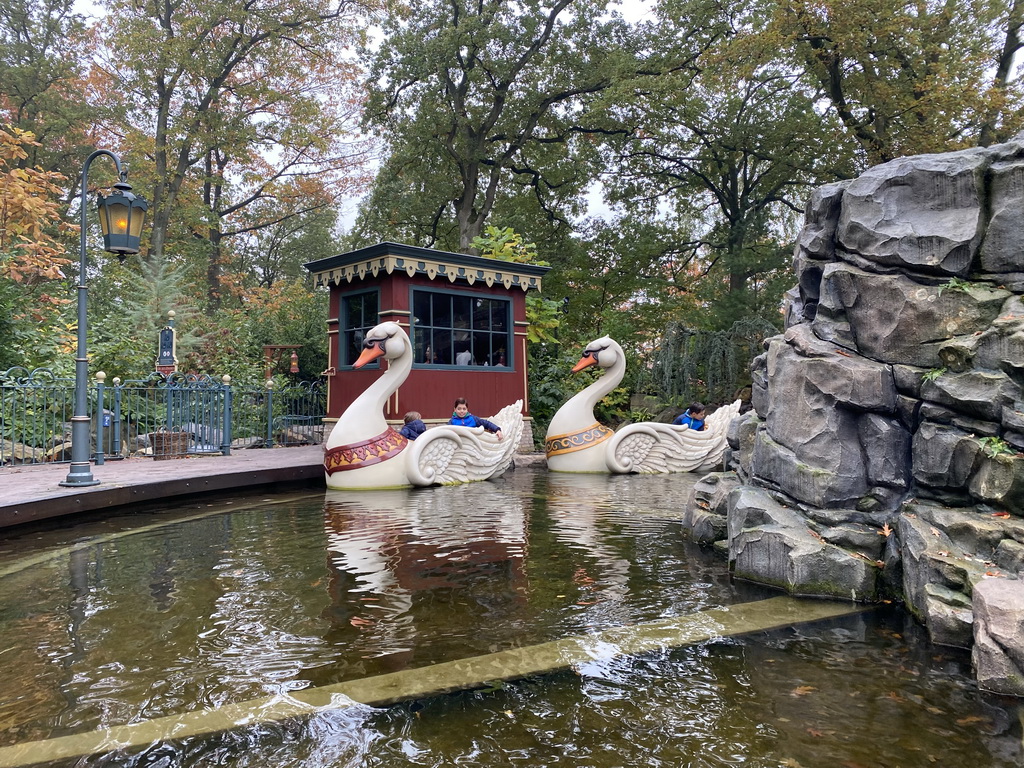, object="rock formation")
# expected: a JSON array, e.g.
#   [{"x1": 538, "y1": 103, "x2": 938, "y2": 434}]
[{"x1": 684, "y1": 136, "x2": 1024, "y2": 693}]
